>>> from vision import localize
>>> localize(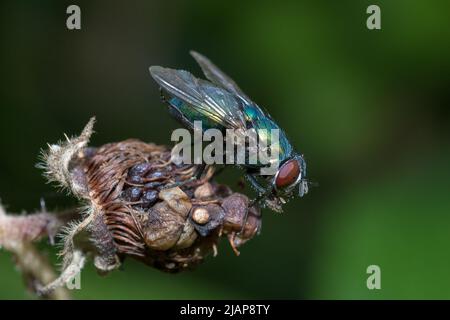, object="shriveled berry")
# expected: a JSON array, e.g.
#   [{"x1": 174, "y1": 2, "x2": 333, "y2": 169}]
[
  {"x1": 141, "y1": 190, "x2": 159, "y2": 208},
  {"x1": 195, "y1": 183, "x2": 214, "y2": 199},
  {"x1": 122, "y1": 187, "x2": 142, "y2": 202},
  {"x1": 144, "y1": 181, "x2": 162, "y2": 190},
  {"x1": 128, "y1": 163, "x2": 152, "y2": 177},
  {"x1": 192, "y1": 207, "x2": 210, "y2": 225},
  {"x1": 145, "y1": 170, "x2": 164, "y2": 181},
  {"x1": 189, "y1": 204, "x2": 225, "y2": 237},
  {"x1": 128, "y1": 174, "x2": 143, "y2": 184}
]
